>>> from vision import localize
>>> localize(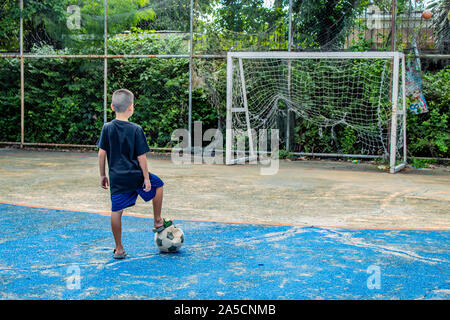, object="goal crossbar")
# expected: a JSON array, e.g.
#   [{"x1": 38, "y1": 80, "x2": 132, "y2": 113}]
[{"x1": 227, "y1": 51, "x2": 403, "y2": 60}]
